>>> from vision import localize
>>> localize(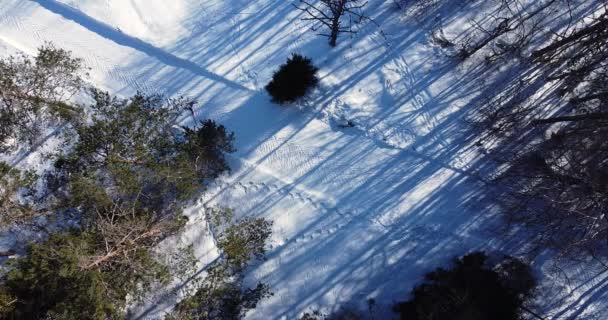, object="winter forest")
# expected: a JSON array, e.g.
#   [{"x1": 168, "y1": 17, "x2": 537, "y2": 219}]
[{"x1": 0, "y1": 0, "x2": 608, "y2": 319}]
